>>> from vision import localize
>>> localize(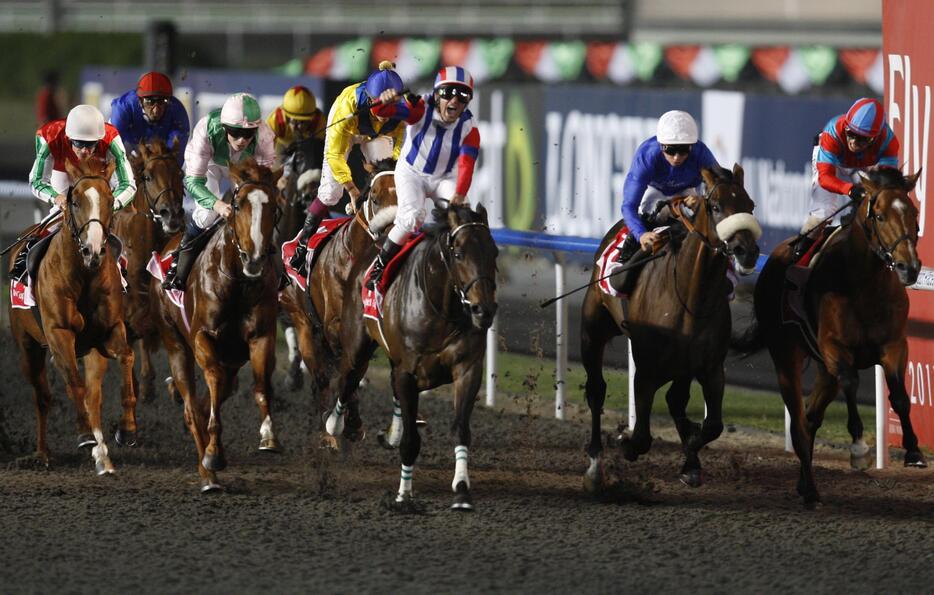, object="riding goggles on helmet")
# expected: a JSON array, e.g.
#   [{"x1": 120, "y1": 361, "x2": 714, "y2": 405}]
[
  {"x1": 844, "y1": 127, "x2": 874, "y2": 145},
  {"x1": 662, "y1": 144, "x2": 692, "y2": 156},
  {"x1": 142, "y1": 96, "x2": 169, "y2": 106},
  {"x1": 71, "y1": 139, "x2": 98, "y2": 150},
  {"x1": 224, "y1": 126, "x2": 257, "y2": 140},
  {"x1": 437, "y1": 85, "x2": 472, "y2": 103}
]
